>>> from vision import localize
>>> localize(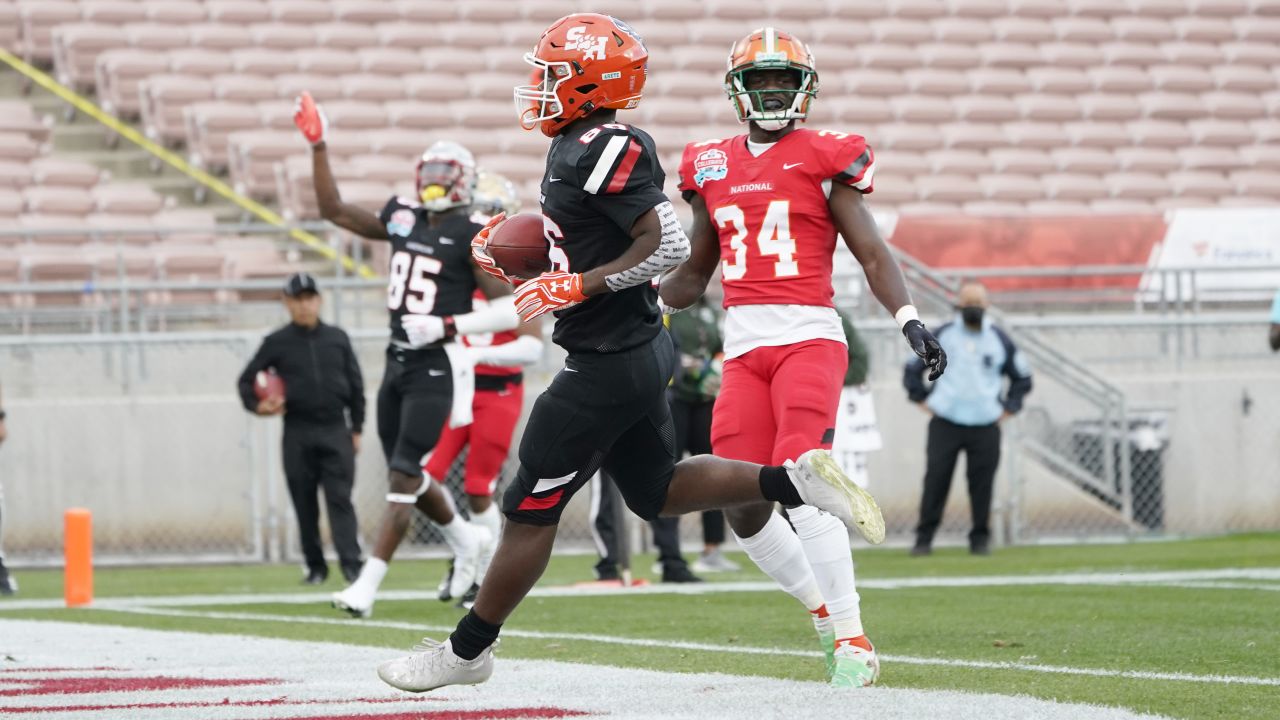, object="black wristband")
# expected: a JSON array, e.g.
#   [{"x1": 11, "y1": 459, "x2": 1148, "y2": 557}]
[
  {"x1": 443, "y1": 316, "x2": 458, "y2": 340},
  {"x1": 0, "y1": 410, "x2": 6, "y2": 420}
]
